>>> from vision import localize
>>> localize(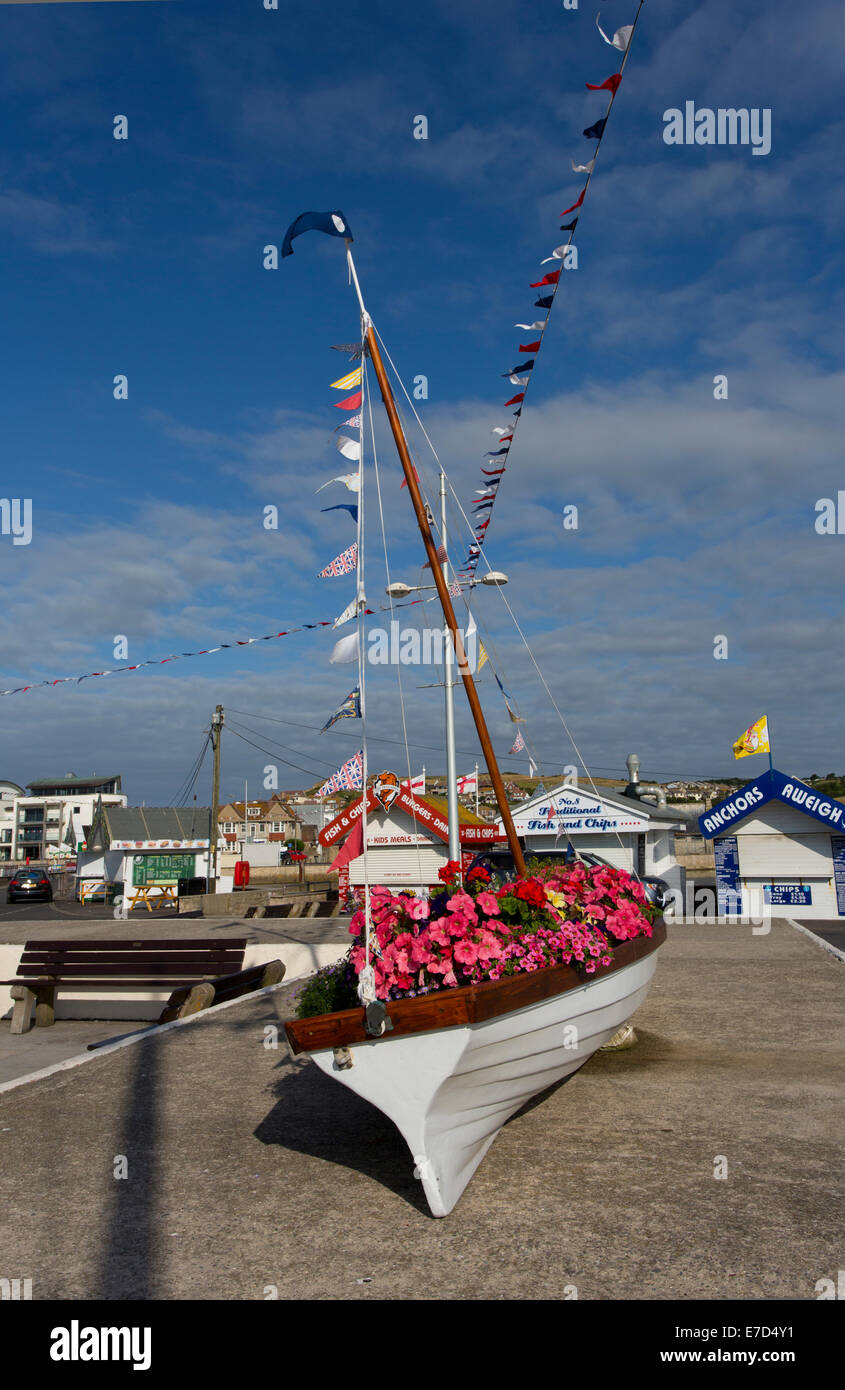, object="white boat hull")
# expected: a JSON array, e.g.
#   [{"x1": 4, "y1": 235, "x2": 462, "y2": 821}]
[{"x1": 307, "y1": 948, "x2": 659, "y2": 1216}]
